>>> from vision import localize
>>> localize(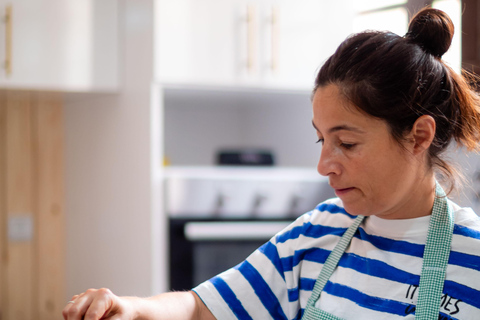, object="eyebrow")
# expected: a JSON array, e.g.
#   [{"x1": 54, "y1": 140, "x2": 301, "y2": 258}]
[{"x1": 311, "y1": 120, "x2": 366, "y2": 134}]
